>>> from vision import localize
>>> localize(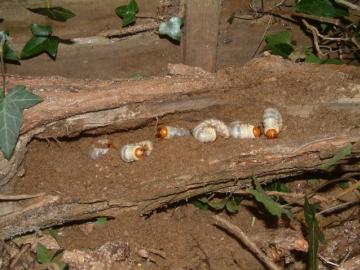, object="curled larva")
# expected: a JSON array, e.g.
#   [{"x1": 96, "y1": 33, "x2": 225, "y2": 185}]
[
  {"x1": 229, "y1": 121, "x2": 262, "y2": 139},
  {"x1": 88, "y1": 139, "x2": 117, "y2": 160},
  {"x1": 193, "y1": 119, "x2": 230, "y2": 142},
  {"x1": 156, "y1": 126, "x2": 191, "y2": 139},
  {"x1": 263, "y1": 108, "x2": 283, "y2": 139},
  {"x1": 120, "y1": 140, "x2": 153, "y2": 162}
]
